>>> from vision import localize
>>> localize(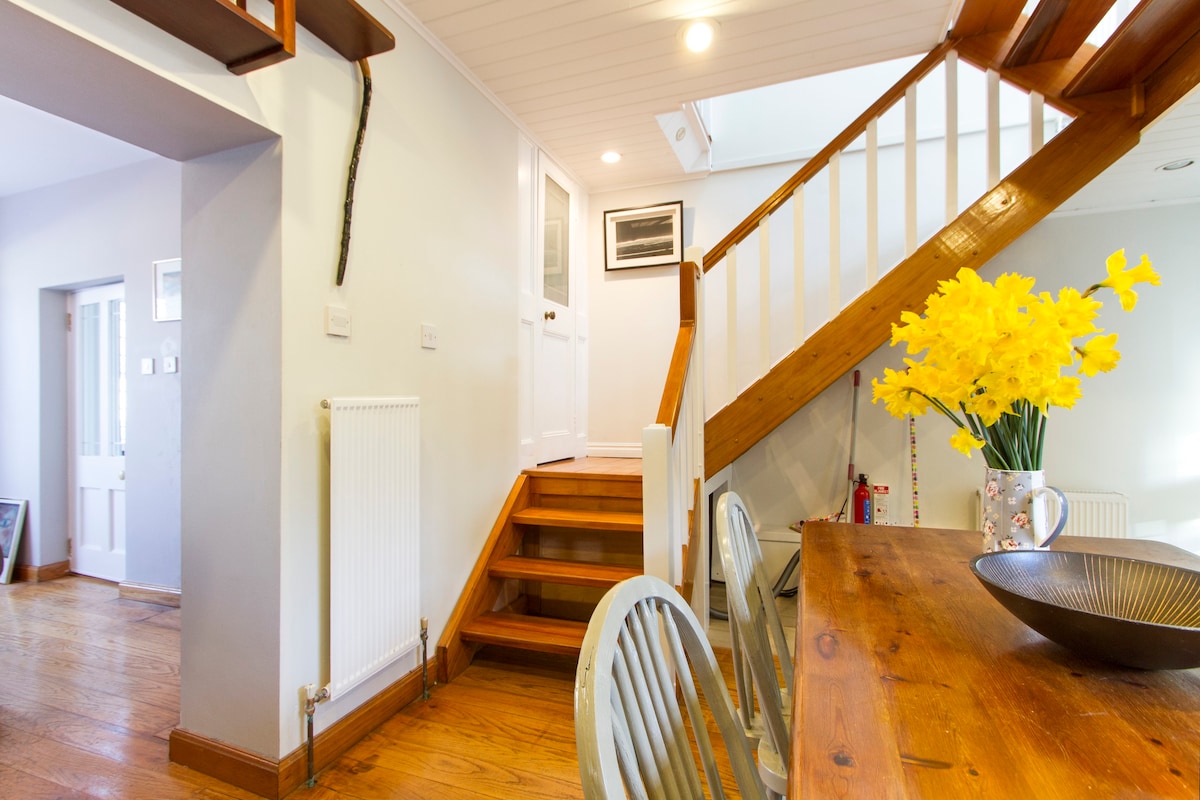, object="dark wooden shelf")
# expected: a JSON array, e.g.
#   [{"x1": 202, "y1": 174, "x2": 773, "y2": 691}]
[
  {"x1": 109, "y1": 0, "x2": 394, "y2": 75},
  {"x1": 109, "y1": 0, "x2": 293, "y2": 74},
  {"x1": 295, "y1": 0, "x2": 395, "y2": 62}
]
